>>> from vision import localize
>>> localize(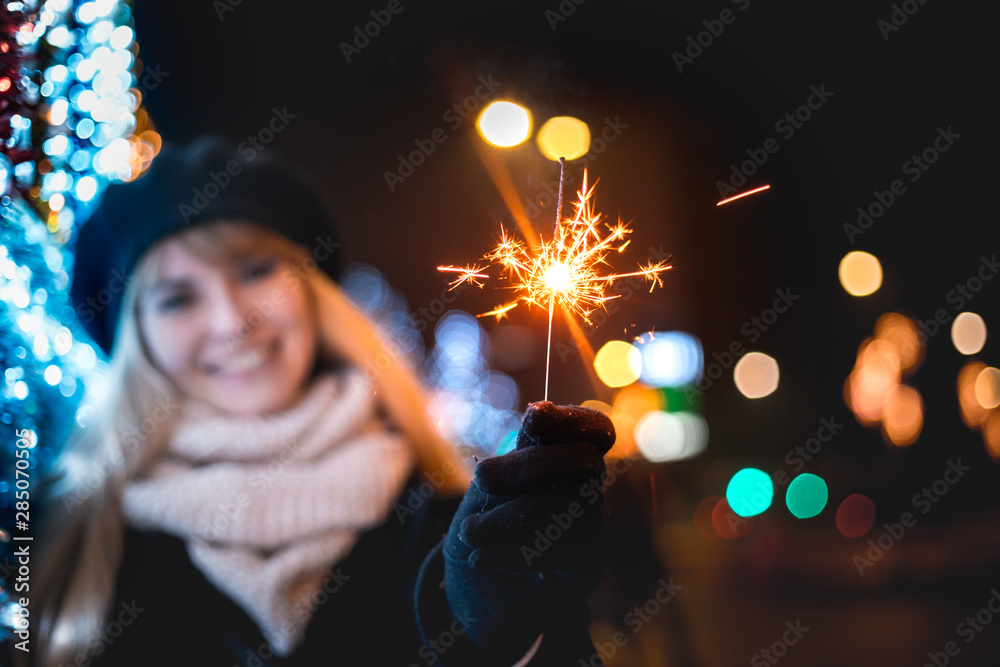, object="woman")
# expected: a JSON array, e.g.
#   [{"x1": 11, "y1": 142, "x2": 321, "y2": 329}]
[{"x1": 28, "y1": 137, "x2": 613, "y2": 666}]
